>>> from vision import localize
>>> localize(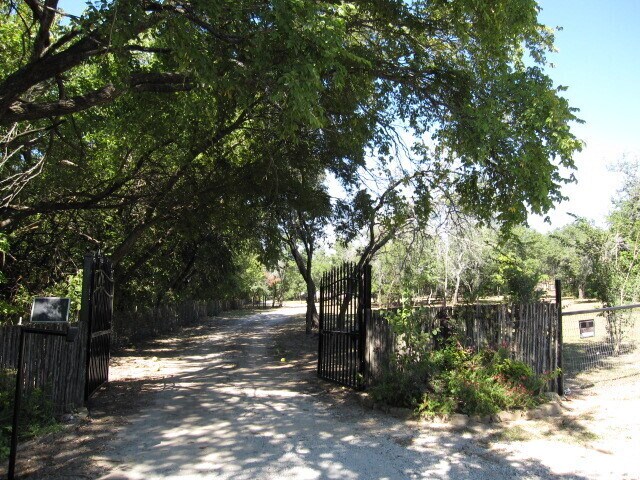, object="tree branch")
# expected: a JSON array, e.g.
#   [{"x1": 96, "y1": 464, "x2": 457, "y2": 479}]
[
  {"x1": 3, "y1": 84, "x2": 119, "y2": 124},
  {"x1": 1, "y1": 73, "x2": 194, "y2": 125}
]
